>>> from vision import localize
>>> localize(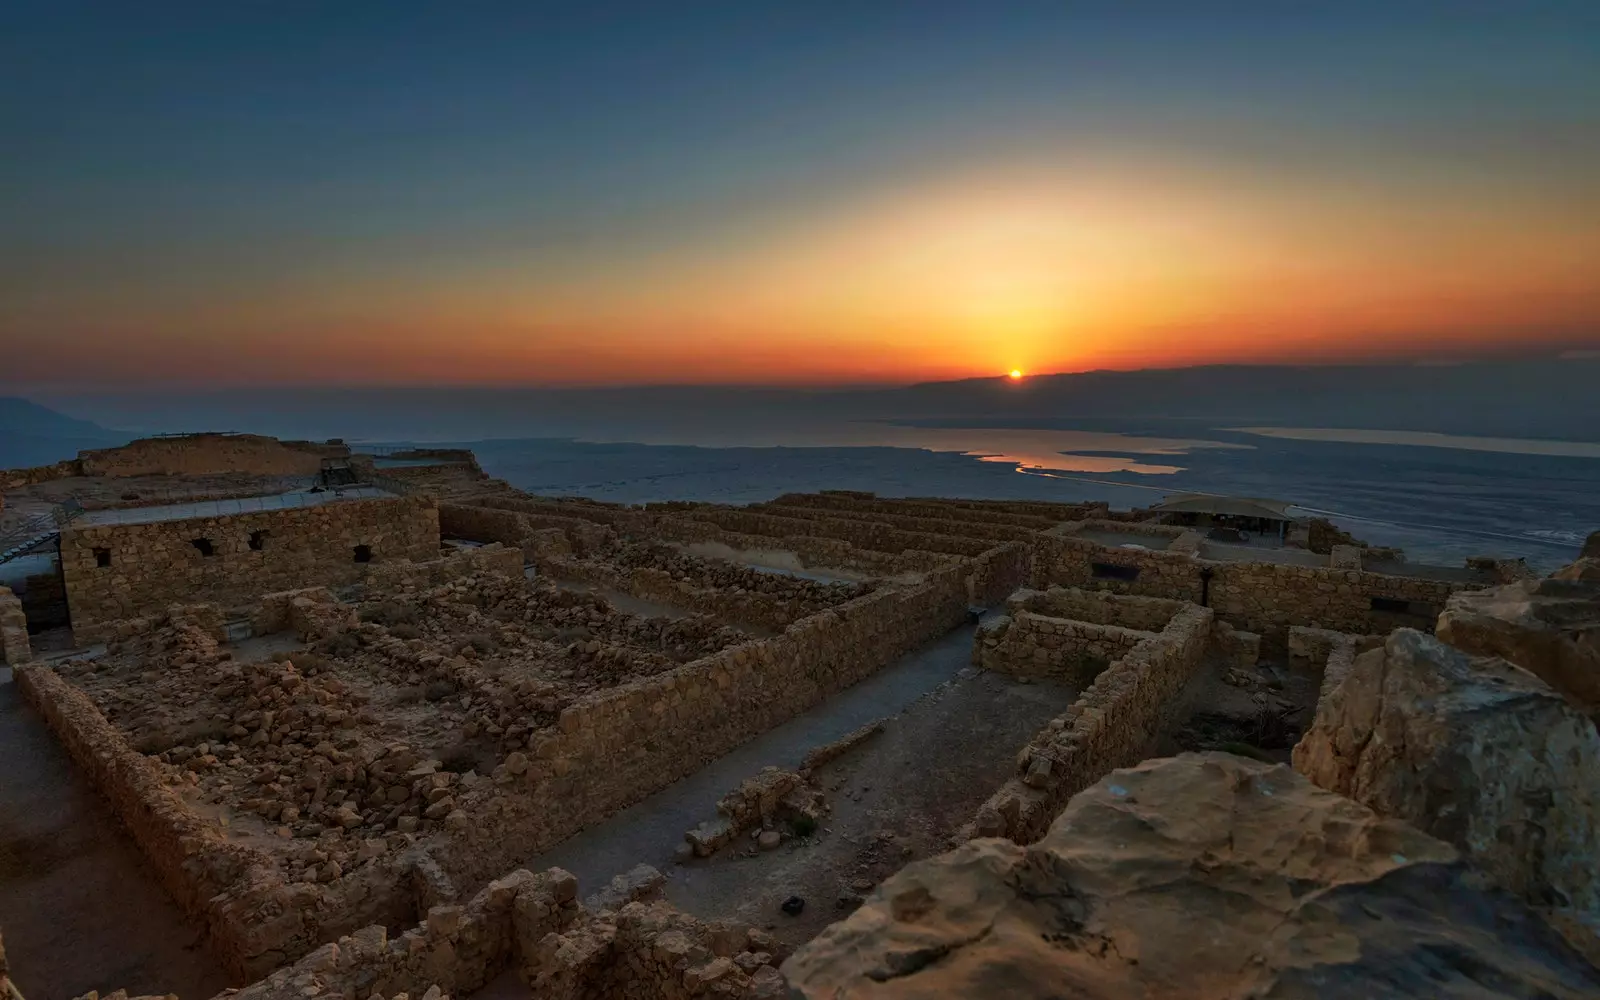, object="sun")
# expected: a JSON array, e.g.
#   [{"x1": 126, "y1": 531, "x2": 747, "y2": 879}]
[{"x1": 1008, "y1": 369, "x2": 1023, "y2": 379}]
